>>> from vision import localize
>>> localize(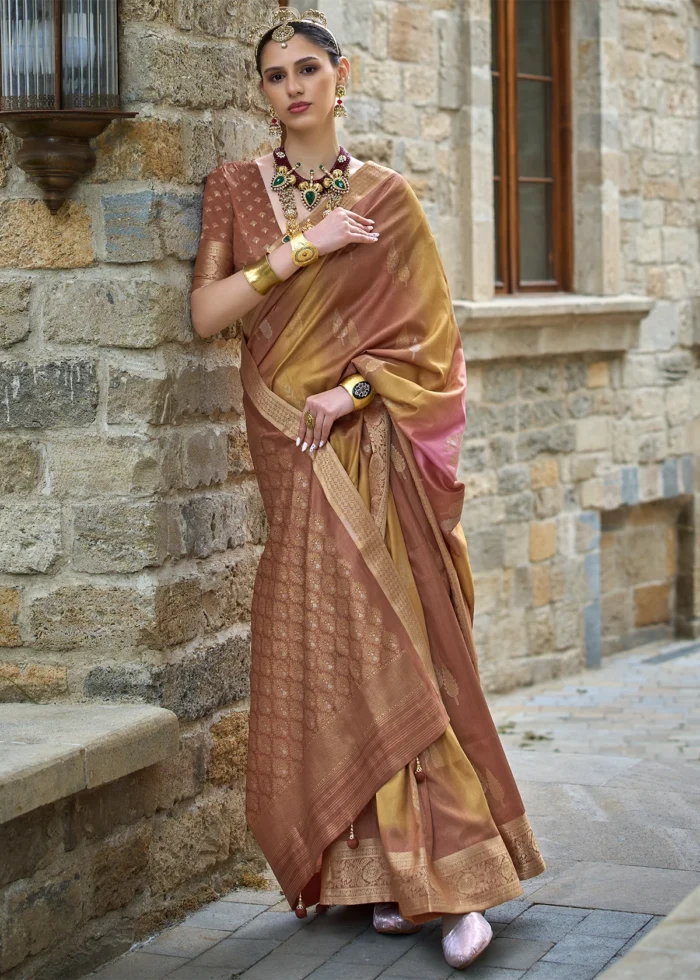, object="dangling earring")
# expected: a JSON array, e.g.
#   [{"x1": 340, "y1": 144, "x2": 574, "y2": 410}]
[
  {"x1": 268, "y1": 106, "x2": 282, "y2": 147},
  {"x1": 334, "y1": 84, "x2": 347, "y2": 118}
]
